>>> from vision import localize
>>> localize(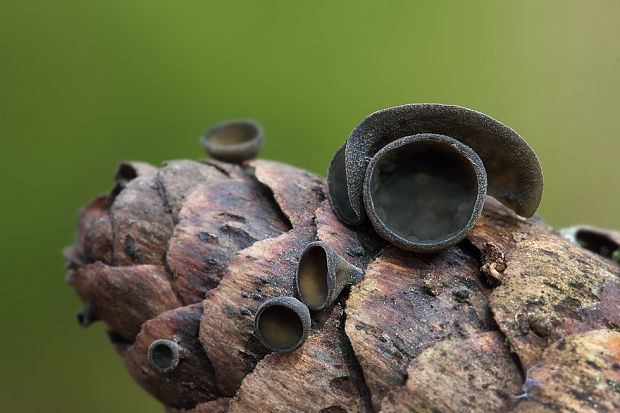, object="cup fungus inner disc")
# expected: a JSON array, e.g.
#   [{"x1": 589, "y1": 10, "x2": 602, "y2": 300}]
[
  {"x1": 207, "y1": 123, "x2": 257, "y2": 146},
  {"x1": 368, "y1": 138, "x2": 479, "y2": 244},
  {"x1": 297, "y1": 245, "x2": 330, "y2": 308},
  {"x1": 258, "y1": 305, "x2": 304, "y2": 350}
]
